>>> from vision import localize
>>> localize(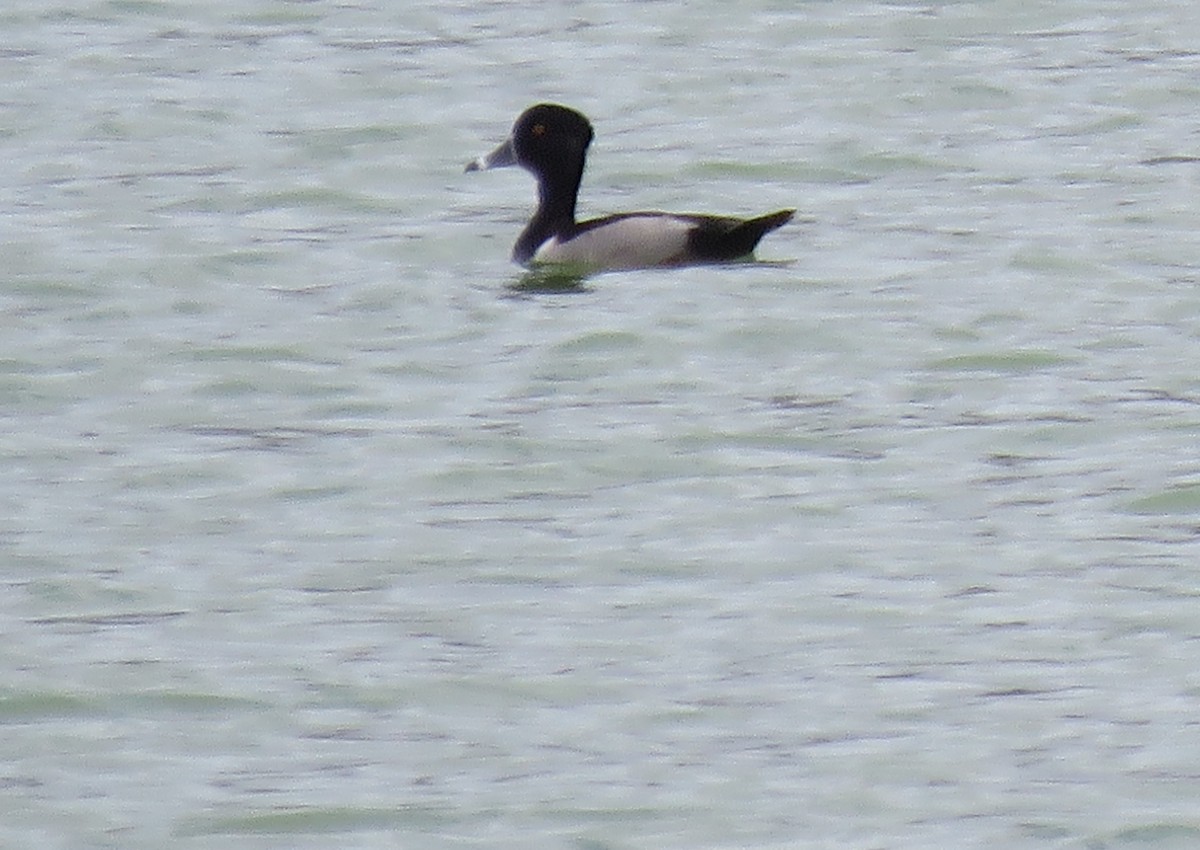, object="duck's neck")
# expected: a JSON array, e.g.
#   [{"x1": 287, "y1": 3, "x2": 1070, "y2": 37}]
[
  {"x1": 540, "y1": 159, "x2": 582, "y2": 224},
  {"x1": 514, "y1": 160, "x2": 585, "y2": 264}
]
